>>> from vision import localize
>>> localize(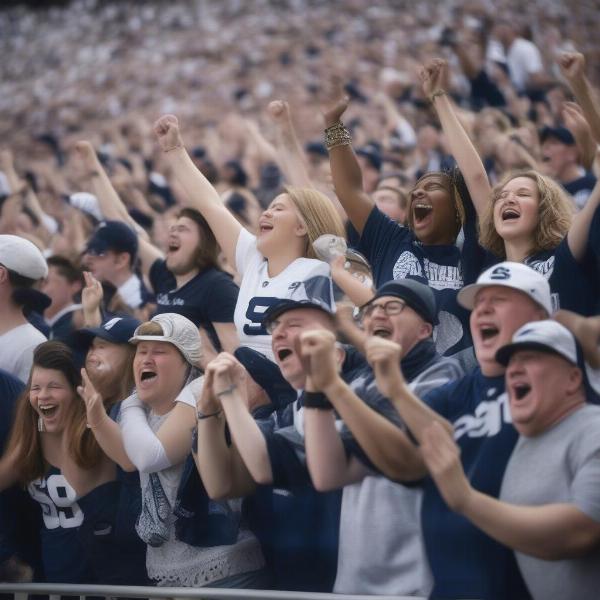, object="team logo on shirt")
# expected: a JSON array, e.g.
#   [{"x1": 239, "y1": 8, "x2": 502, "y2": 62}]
[
  {"x1": 453, "y1": 390, "x2": 512, "y2": 441},
  {"x1": 29, "y1": 474, "x2": 84, "y2": 529},
  {"x1": 392, "y1": 251, "x2": 463, "y2": 290}
]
